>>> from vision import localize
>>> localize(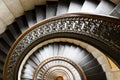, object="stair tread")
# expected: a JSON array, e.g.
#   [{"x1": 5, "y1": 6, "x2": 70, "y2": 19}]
[
  {"x1": 1, "y1": 32, "x2": 13, "y2": 46},
  {"x1": 12, "y1": 22, "x2": 22, "y2": 38},
  {"x1": 68, "y1": 0, "x2": 84, "y2": 13},
  {"x1": 87, "y1": 72, "x2": 106, "y2": 80},
  {"x1": 7, "y1": 24, "x2": 20, "y2": 39},
  {"x1": 46, "y1": 1, "x2": 58, "y2": 18},
  {"x1": 110, "y1": 3, "x2": 120, "y2": 17},
  {"x1": 0, "y1": 51, "x2": 6, "y2": 64},
  {"x1": 85, "y1": 64, "x2": 103, "y2": 76},
  {"x1": 80, "y1": 0, "x2": 100, "y2": 13},
  {"x1": 74, "y1": 50, "x2": 90, "y2": 64},
  {"x1": 0, "y1": 38, "x2": 10, "y2": 54},
  {"x1": 35, "y1": 5, "x2": 46, "y2": 22},
  {"x1": 16, "y1": 15, "x2": 29, "y2": 33},
  {"x1": 79, "y1": 53, "x2": 94, "y2": 66},
  {"x1": 0, "y1": 50, "x2": 6, "y2": 68},
  {"x1": 0, "y1": 1, "x2": 118, "y2": 80},
  {"x1": 56, "y1": 0, "x2": 71, "y2": 16},
  {"x1": 81, "y1": 58, "x2": 99, "y2": 71},
  {"x1": 5, "y1": 29, "x2": 16, "y2": 42},
  {"x1": 95, "y1": 0, "x2": 116, "y2": 15},
  {"x1": 25, "y1": 10, "x2": 37, "y2": 27}
]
